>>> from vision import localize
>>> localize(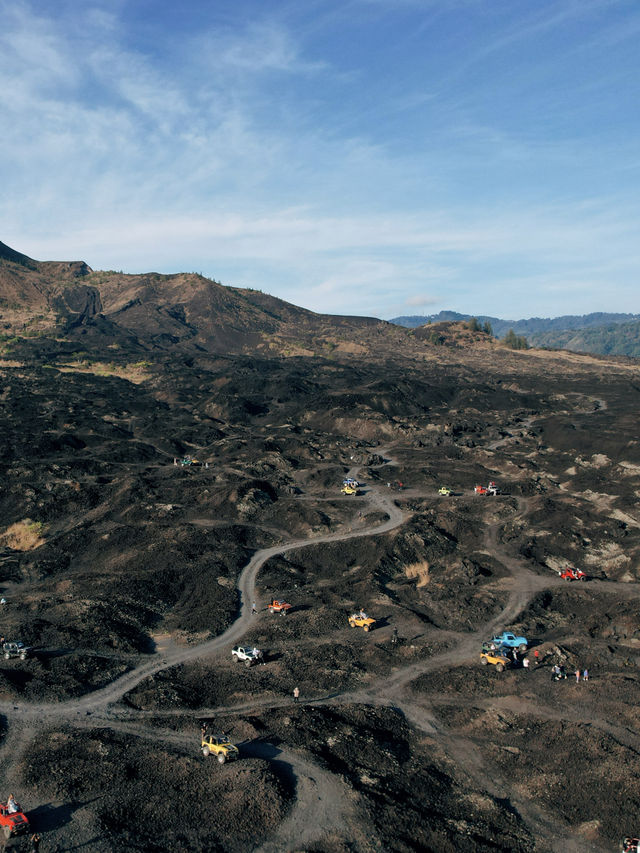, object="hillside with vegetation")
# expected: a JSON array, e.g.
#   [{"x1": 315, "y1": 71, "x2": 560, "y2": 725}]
[{"x1": 392, "y1": 310, "x2": 640, "y2": 357}]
